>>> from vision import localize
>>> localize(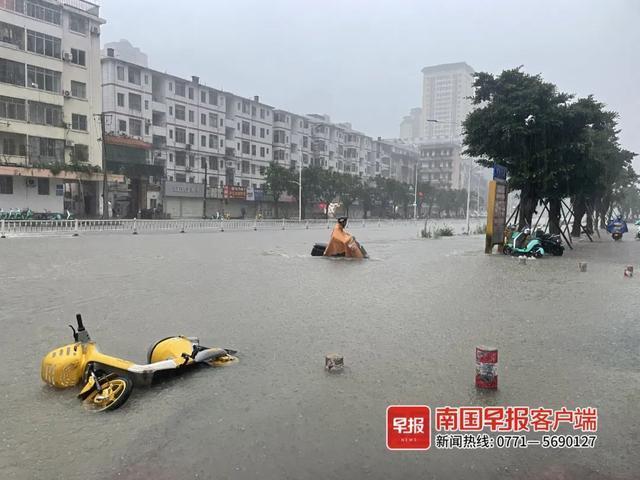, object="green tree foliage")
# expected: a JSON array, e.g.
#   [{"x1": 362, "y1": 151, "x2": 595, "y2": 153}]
[
  {"x1": 463, "y1": 67, "x2": 636, "y2": 233},
  {"x1": 263, "y1": 162, "x2": 293, "y2": 218}
]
